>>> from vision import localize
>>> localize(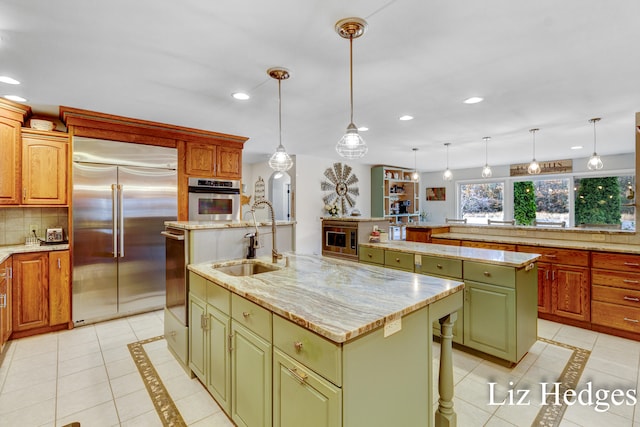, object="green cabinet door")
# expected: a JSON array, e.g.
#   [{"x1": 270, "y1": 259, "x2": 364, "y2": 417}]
[
  {"x1": 273, "y1": 349, "x2": 342, "y2": 427},
  {"x1": 463, "y1": 280, "x2": 516, "y2": 361},
  {"x1": 232, "y1": 322, "x2": 272, "y2": 427},
  {"x1": 206, "y1": 306, "x2": 231, "y2": 415},
  {"x1": 189, "y1": 293, "x2": 206, "y2": 381}
]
